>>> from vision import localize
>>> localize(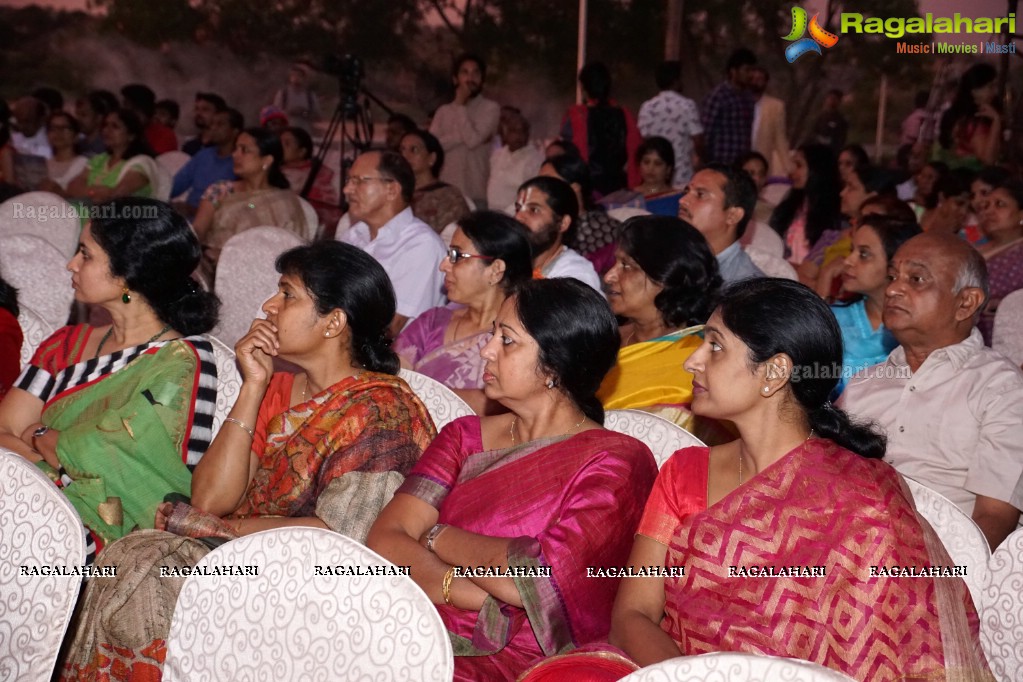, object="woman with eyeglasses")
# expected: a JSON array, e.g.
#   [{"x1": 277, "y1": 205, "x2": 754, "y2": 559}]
[
  {"x1": 394, "y1": 210, "x2": 533, "y2": 413},
  {"x1": 40, "y1": 111, "x2": 87, "y2": 192}
]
